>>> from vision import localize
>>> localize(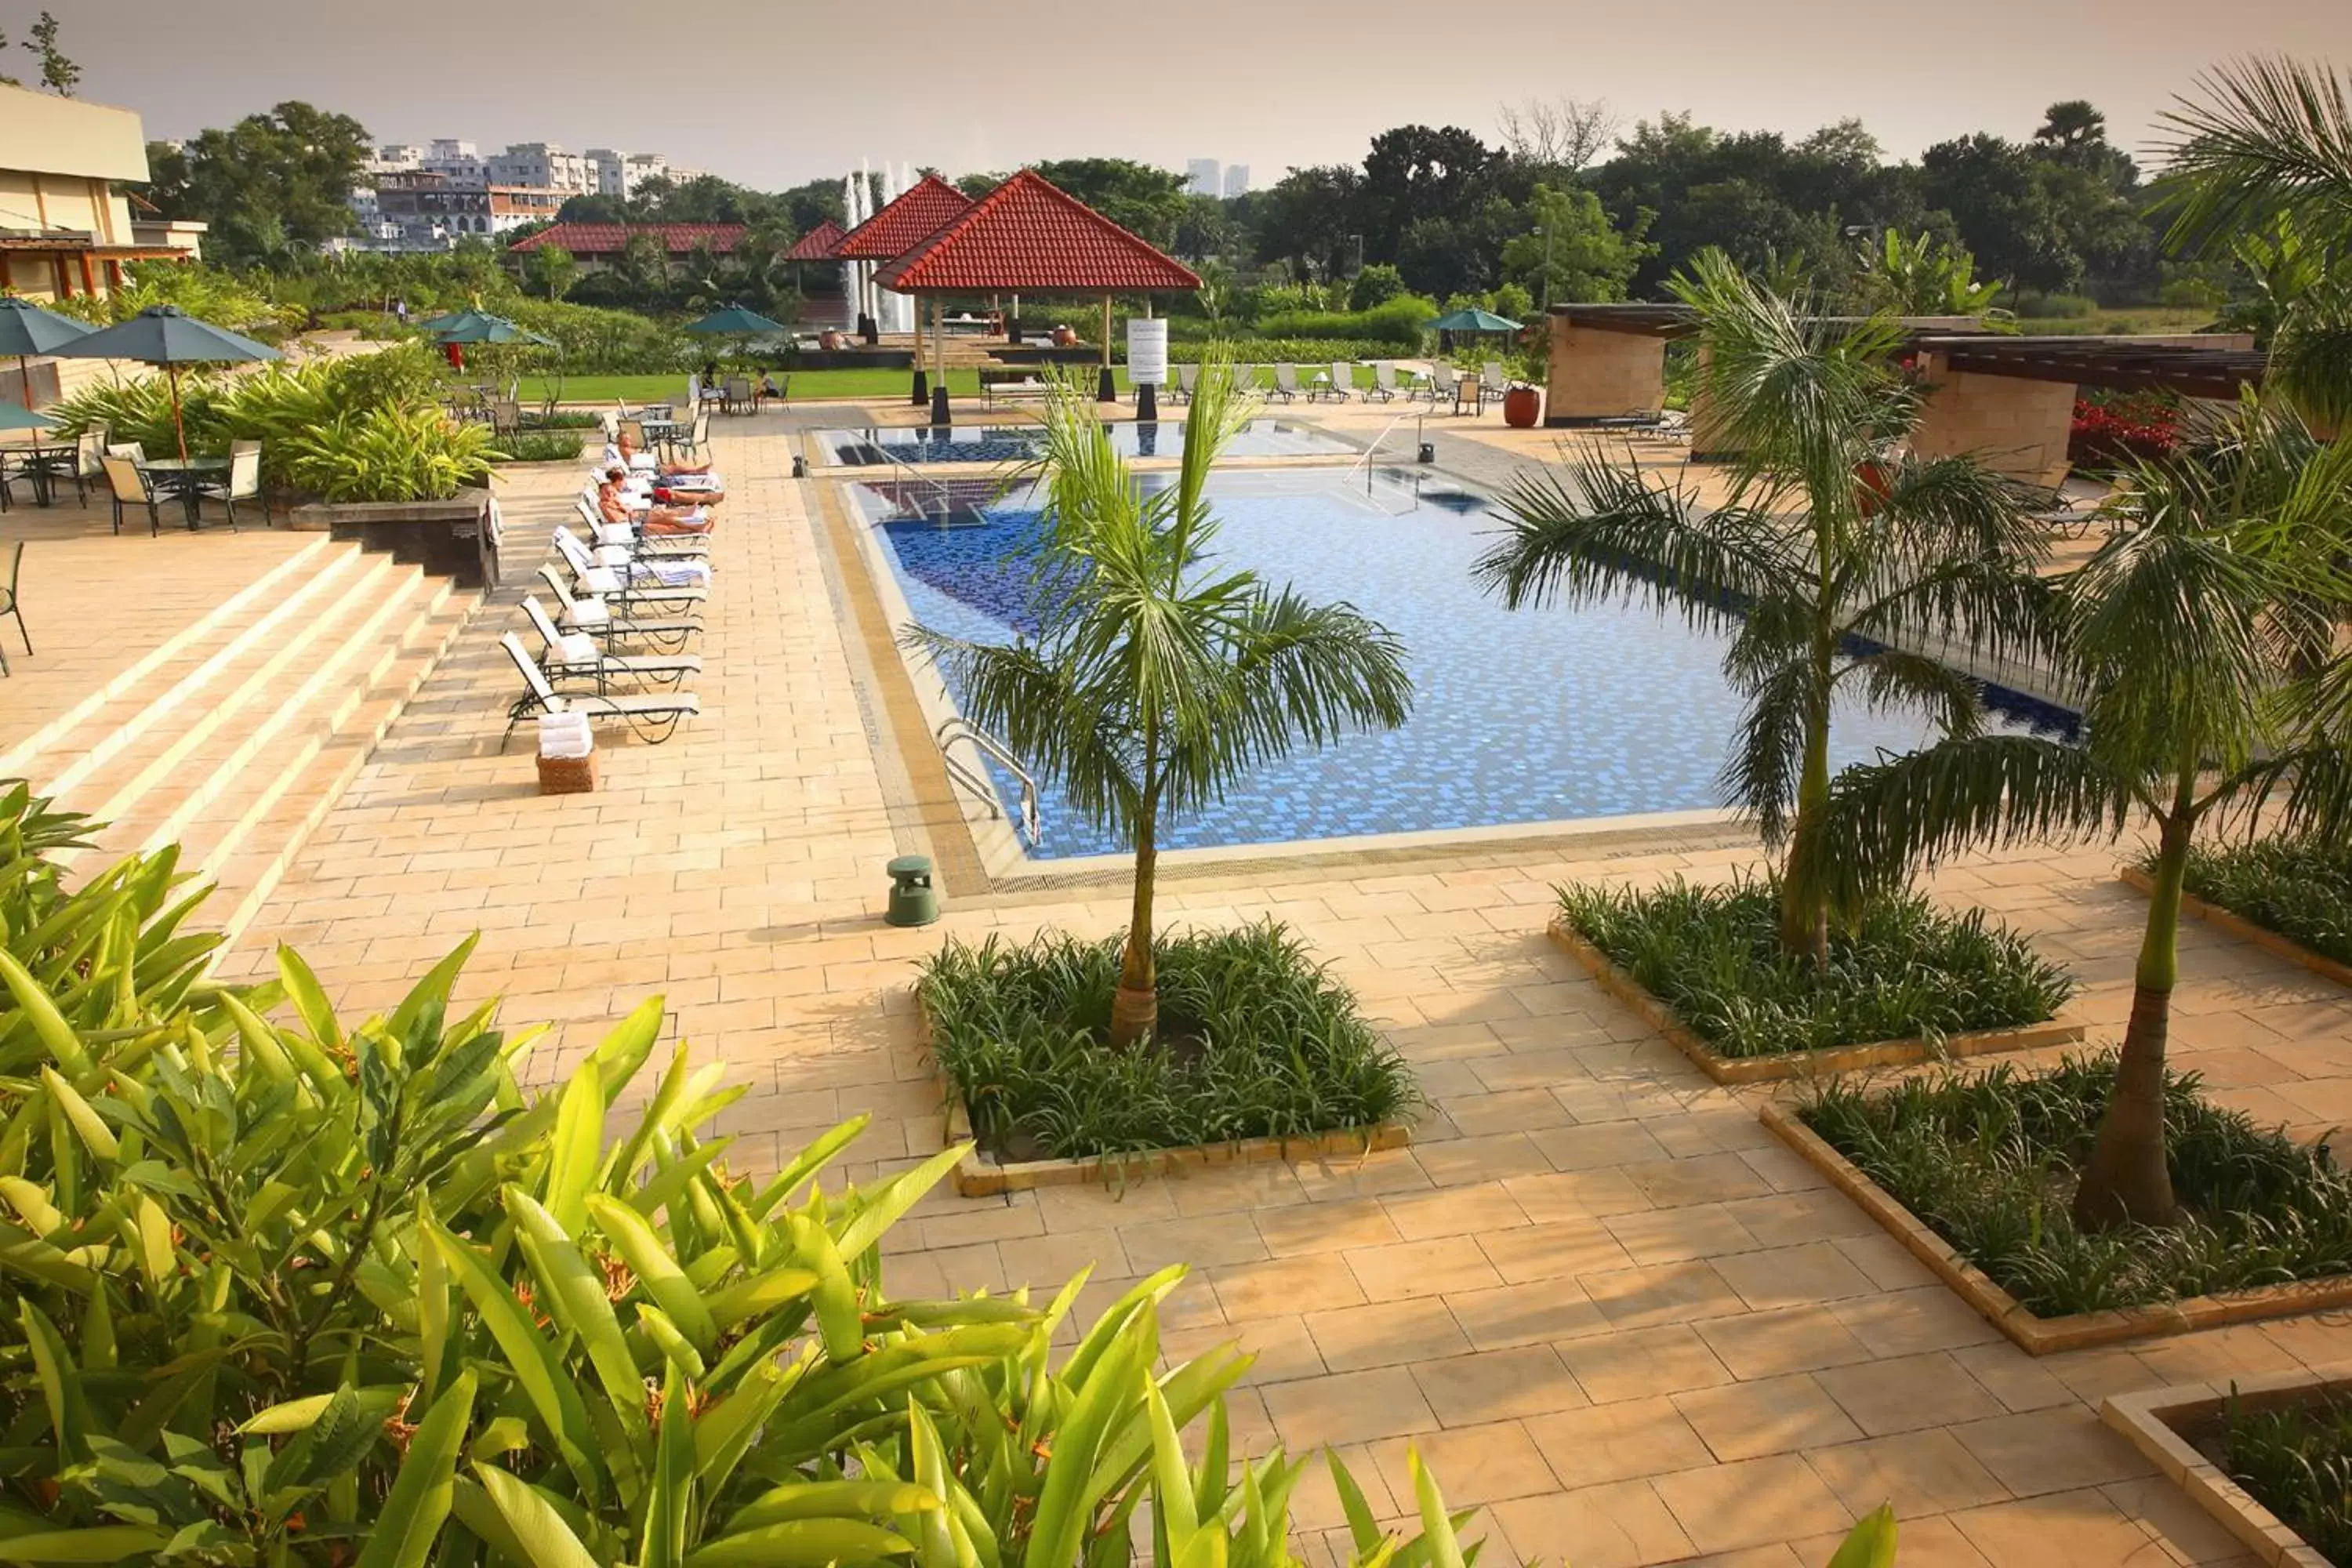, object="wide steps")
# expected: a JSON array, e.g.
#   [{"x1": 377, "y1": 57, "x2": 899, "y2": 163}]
[{"x1": 4, "y1": 535, "x2": 478, "y2": 948}]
